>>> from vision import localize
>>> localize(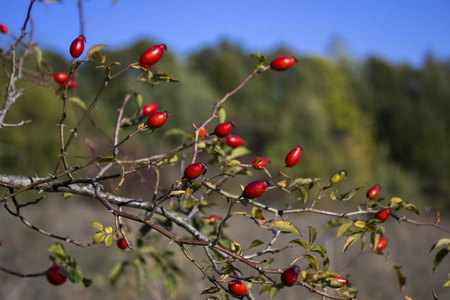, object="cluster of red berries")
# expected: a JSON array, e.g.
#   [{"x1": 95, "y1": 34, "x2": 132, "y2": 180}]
[{"x1": 53, "y1": 72, "x2": 77, "y2": 89}]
